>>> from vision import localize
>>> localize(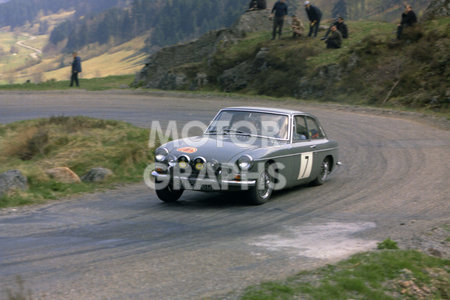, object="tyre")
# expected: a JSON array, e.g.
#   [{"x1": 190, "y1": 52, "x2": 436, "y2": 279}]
[
  {"x1": 155, "y1": 183, "x2": 184, "y2": 203},
  {"x1": 312, "y1": 157, "x2": 331, "y2": 186},
  {"x1": 246, "y1": 165, "x2": 275, "y2": 205}
]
